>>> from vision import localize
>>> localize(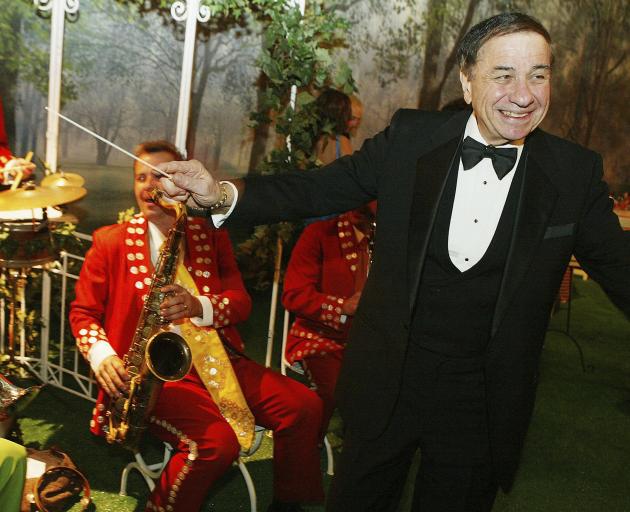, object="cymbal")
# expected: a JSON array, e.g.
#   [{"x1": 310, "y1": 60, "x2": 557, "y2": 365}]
[
  {"x1": 0, "y1": 206, "x2": 77, "y2": 223},
  {"x1": 0, "y1": 185, "x2": 86, "y2": 211},
  {"x1": 41, "y1": 172, "x2": 85, "y2": 188}
]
